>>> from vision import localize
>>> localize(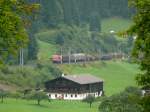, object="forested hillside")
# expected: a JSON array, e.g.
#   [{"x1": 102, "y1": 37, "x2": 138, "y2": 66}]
[
  {"x1": 7, "y1": 0, "x2": 133, "y2": 63},
  {"x1": 32, "y1": 0, "x2": 134, "y2": 28},
  {"x1": 36, "y1": 18, "x2": 133, "y2": 58}
]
